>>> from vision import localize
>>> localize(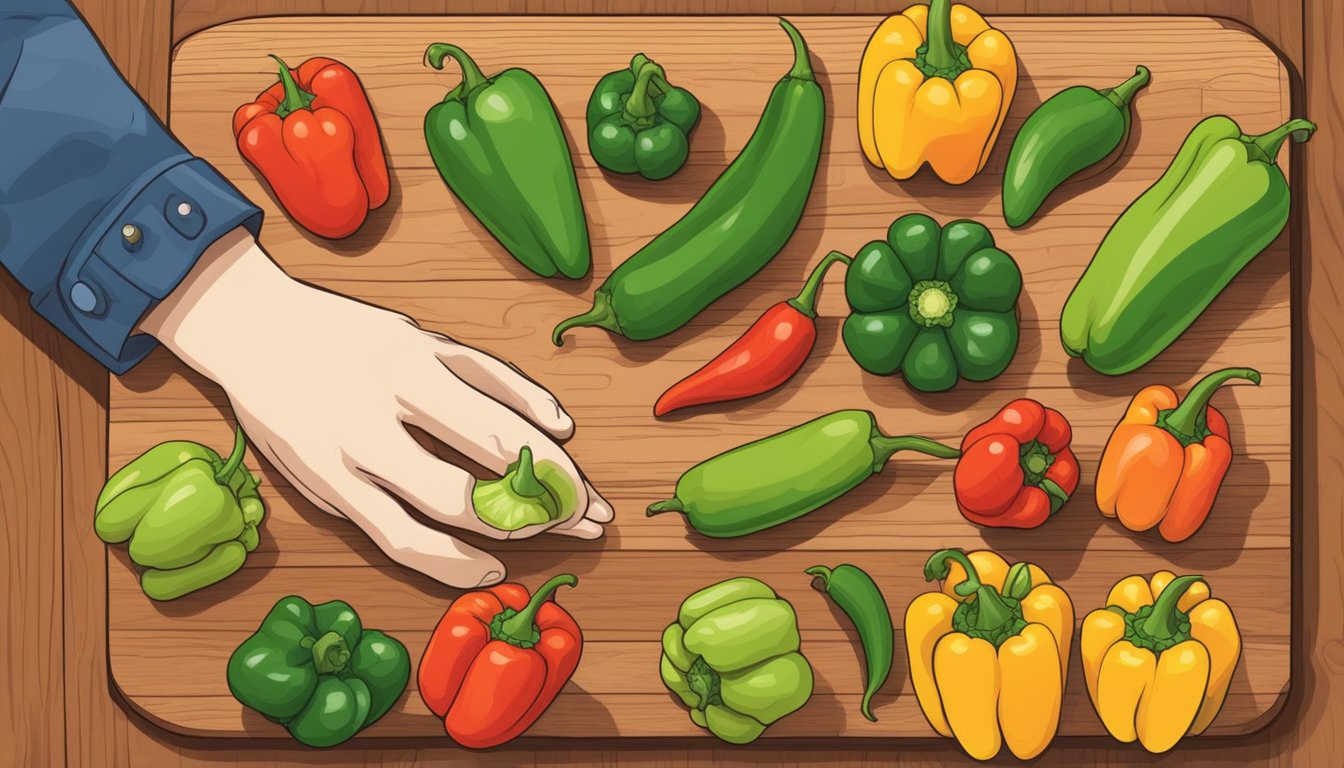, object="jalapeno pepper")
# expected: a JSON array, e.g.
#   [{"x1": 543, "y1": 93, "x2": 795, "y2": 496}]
[
  {"x1": 648, "y1": 410, "x2": 959, "y2": 538},
  {"x1": 806, "y1": 564, "x2": 893, "y2": 722}
]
